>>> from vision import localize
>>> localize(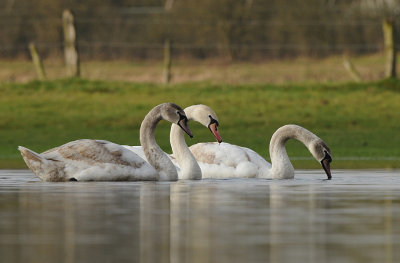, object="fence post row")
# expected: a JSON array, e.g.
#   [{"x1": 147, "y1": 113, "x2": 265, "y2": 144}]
[{"x1": 26, "y1": 11, "x2": 398, "y2": 82}]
